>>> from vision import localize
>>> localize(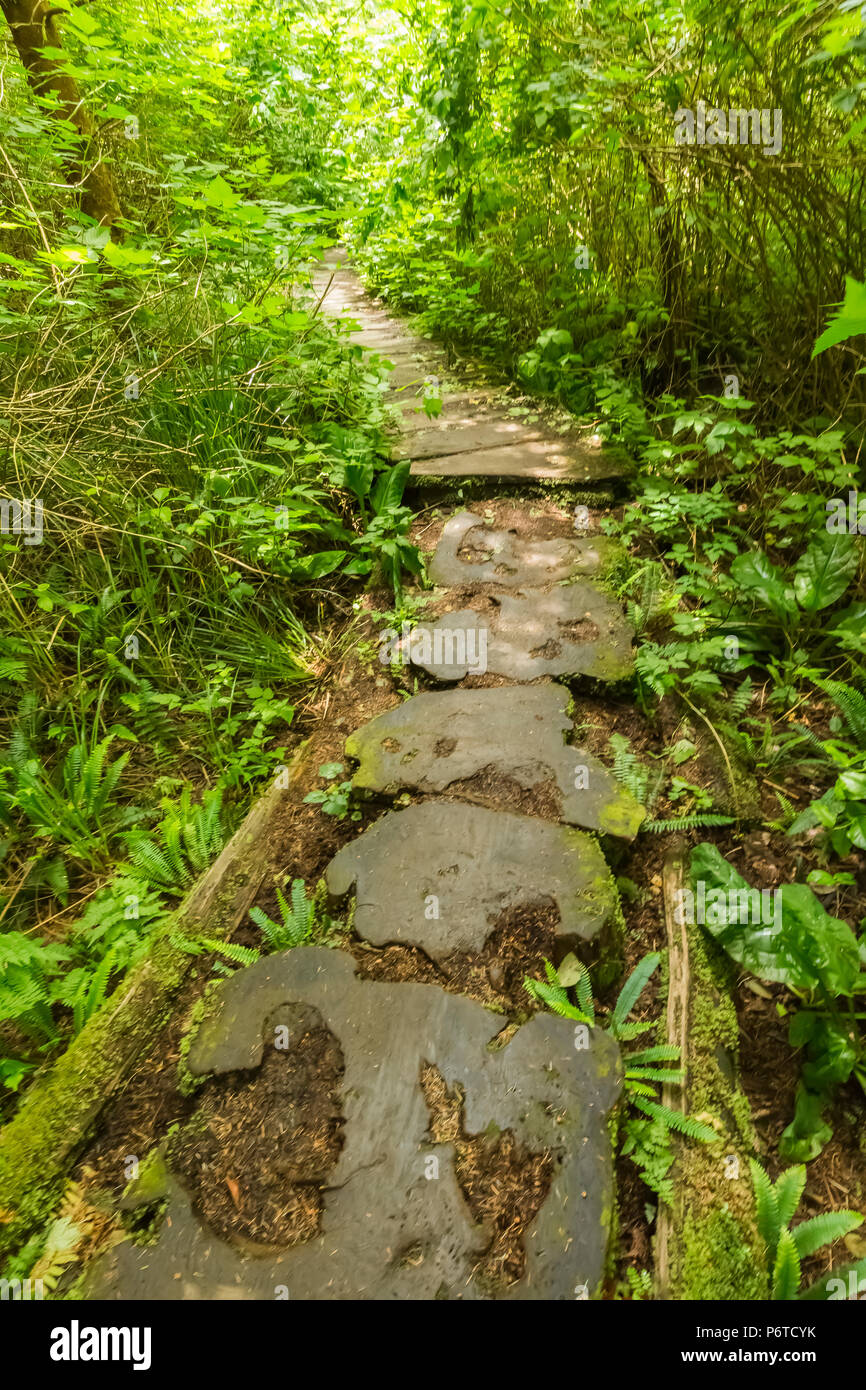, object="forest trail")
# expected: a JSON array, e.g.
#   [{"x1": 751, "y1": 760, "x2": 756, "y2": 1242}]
[
  {"x1": 89, "y1": 252, "x2": 648, "y2": 1300},
  {"x1": 316, "y1": 247, "x2": 629, "y2": 483}
]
